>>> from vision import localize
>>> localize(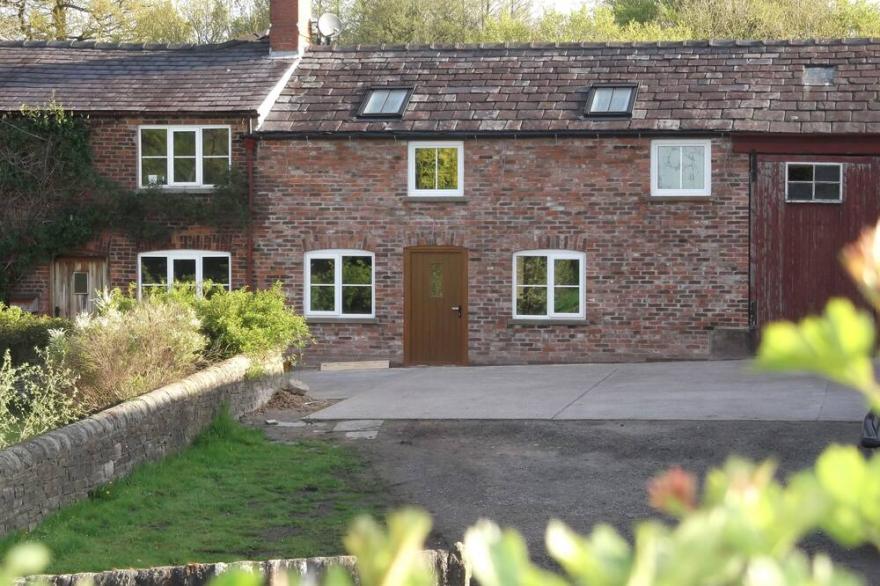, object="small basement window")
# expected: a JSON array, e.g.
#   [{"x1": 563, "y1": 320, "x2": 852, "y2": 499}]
[
  {"x1": 786, "y1": 163, "x2": 842, "y2": 203},
  {"x1": 358, "y1": 87, "x2": 413, "y2": 117},
  {"x1": 585, "y1": 85, "x2": 637, "y2": 116}
]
